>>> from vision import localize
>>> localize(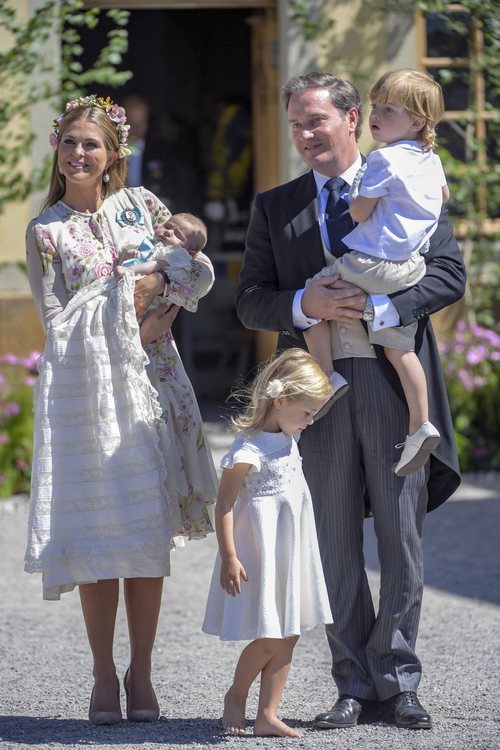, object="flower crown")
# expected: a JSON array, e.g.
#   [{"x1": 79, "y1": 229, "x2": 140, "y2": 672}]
[{"x1": 49, "y1": 95, "x2": 131, "y2": 159}]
